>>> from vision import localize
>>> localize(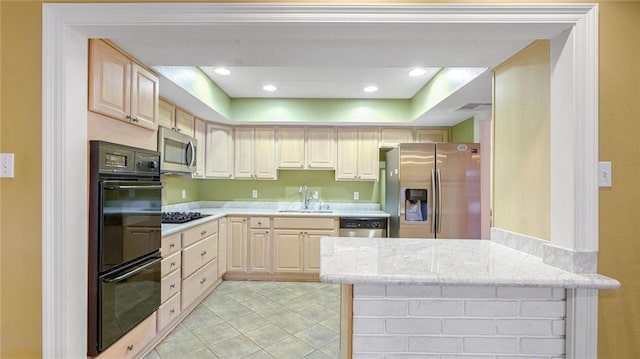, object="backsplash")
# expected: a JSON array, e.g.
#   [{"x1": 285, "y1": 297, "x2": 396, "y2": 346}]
[{"x1": 164, "y1": 170, "x2": 381, "y2": 205}]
